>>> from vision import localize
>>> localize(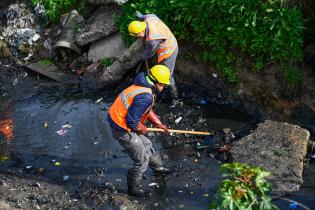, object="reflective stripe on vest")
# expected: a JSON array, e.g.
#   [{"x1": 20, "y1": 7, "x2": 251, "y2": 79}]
[
  {"x1": 108, "y1": 85, "x2": 153, "y2": 131},
  {"x1": 145, "y1": 16, "x2": 177, "y2": 63}
]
